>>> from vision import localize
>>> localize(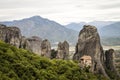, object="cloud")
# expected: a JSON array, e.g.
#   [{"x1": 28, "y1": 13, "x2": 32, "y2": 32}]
[
  {"x1": 98, "y1": 3, "x2": 120, "y2": 9},
  {"x1": 0, "y1": 0, "x2": 120, "y2": 24}
]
